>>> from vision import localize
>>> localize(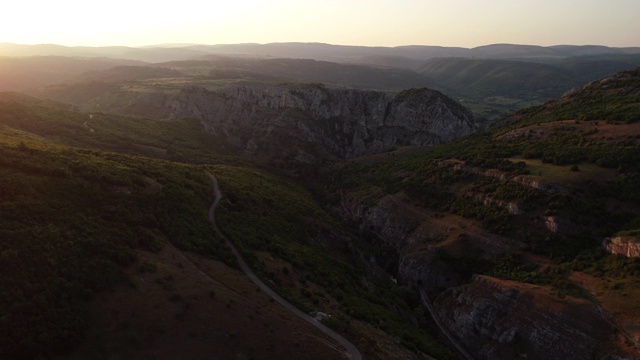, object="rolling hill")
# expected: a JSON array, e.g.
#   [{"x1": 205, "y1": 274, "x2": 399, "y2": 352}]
[
  {"x1": 0, "y1": 56, "x2": 144, "y2": 91},
  {"x1": 417, "y1": 54, "x2": 640, "y2": 123},
  {"x1": 417, "y1": 57, "x2": 577, "y2": 99}
]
